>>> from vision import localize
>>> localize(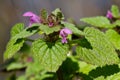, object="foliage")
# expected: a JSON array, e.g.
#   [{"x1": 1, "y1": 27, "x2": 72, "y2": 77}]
[
  {"x1": 76, "y1": 27, "x2": 119, "y2": 66},
  {"x1": 111, "y1": 5, "x2": 120, "y2": 18},
  {"x1": 32, "y1": 39, "x2": 69, "y2": 72},
  {"x1": 80, "y1": 16, "x2": 114, "y2": 28},
  {"x1": 106, "y1": 29, "x2": 120, "y2": 50},
  {"x1": 3, "y1": 5, "x2": 120, "y2": 80}
]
